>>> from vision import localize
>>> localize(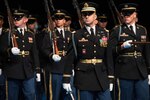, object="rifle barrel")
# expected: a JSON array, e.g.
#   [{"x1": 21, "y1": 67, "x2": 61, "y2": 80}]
[
  {"x1": 119, "y1": 42, "x2": 150, "y2": 44},
  {"x1": 43, "y1": 0, "x2": 59, "y2": 55}
]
